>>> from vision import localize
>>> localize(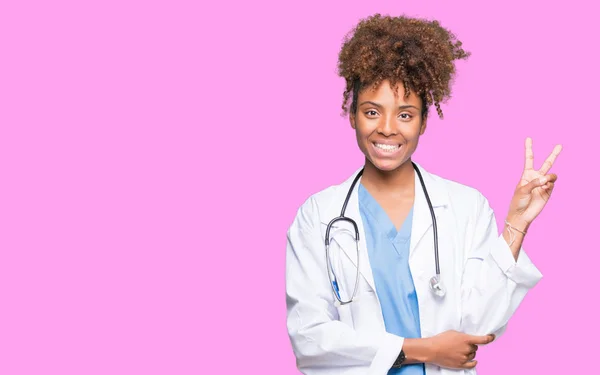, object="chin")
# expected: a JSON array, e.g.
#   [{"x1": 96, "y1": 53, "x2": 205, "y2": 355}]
[{"x1": 369, "y1": 158, "x2": 404, "y2": 172}]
